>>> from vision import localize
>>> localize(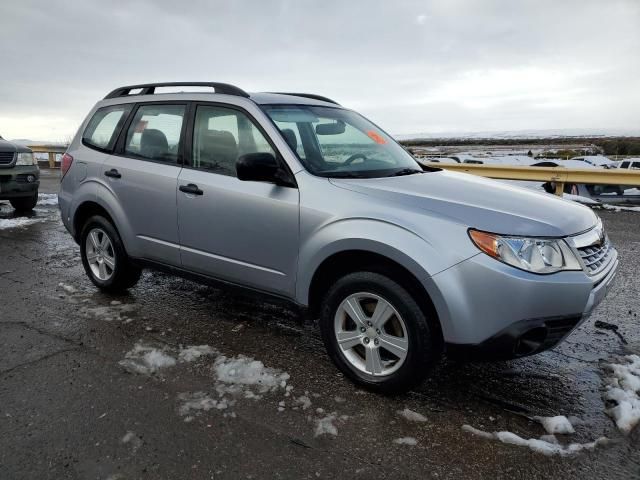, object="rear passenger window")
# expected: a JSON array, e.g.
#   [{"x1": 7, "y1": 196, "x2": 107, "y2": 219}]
[
  {"x1": 621, "y1": 161, "x2": 630, "y2": 168},
  {"x1": 124, "y1": 104, "x2": 185, "y2": 163},
  {"x1": 83, "y1": 105, "x2": 131, "y2": 151},
  {"x1": 192, "y1": 105, "x2": 275, "y2": 176}
]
